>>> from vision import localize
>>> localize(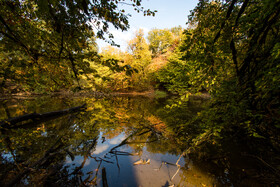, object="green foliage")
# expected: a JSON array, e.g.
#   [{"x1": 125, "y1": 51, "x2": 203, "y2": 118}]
[
  {"x1": 126, "y1": 29, "x2": 152, "y2": 90},
  {"x1": 147, "y1": 27, "x2": 183, "y2": 57},
  {"x1": 89, "y1": 46, "x2": 134, "y2": 92},
  {"x1": 0, "y1": 0, "x2": 156, "y2": 93},
  {"x1": 154, "y1": 0, "x2": 280, "y2": 155},
  {"x1": 155, "y1": 47, "x2": 191, "y2": 94},
  {"x1": 83, "y1": 27, "x2": 185, "y2": 93},
  {"x1": 127, "y1": 29, "x2": 152, "y2": 68},
  {"x1": 147, "y1": 28, "x2": 172, "y2": 57},
  {"x1": 154, "y1": 90, "x2": 168, "y2": 99}
]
